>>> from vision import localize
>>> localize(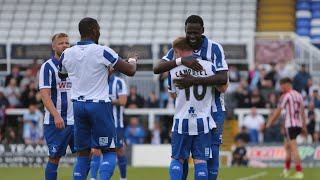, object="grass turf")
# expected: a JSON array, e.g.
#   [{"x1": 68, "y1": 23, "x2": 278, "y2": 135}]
[{"x1": 0, "y1": 167, "x2": 319, "y2": 180}]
